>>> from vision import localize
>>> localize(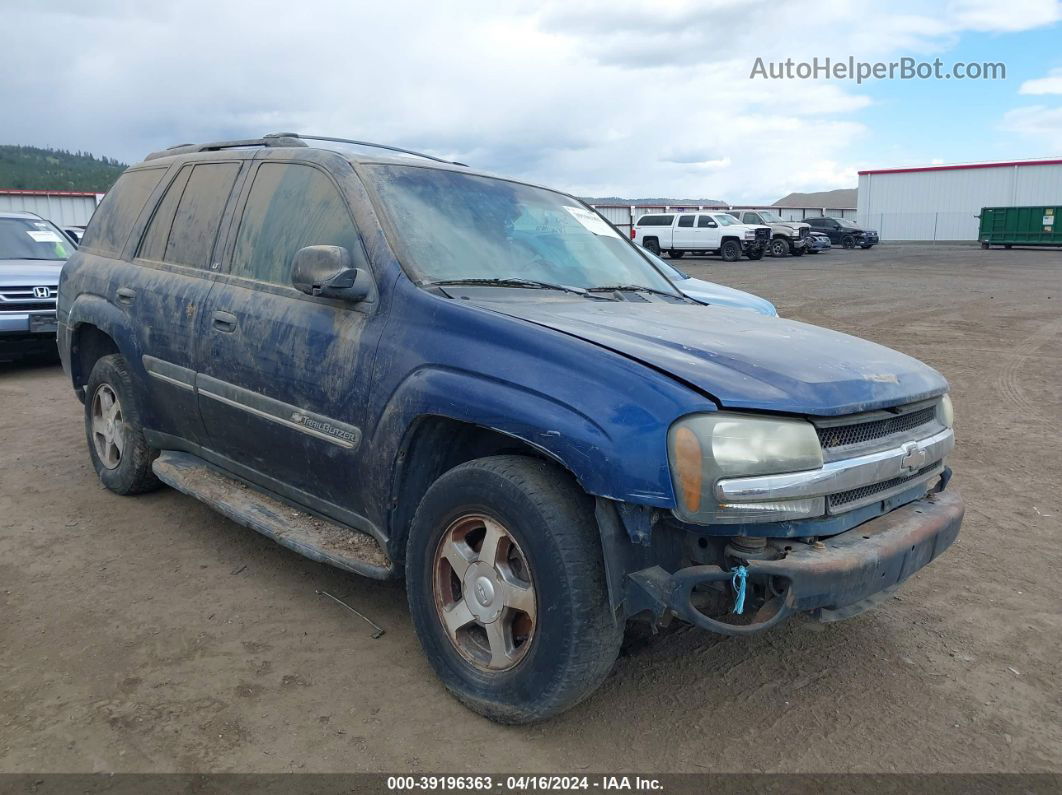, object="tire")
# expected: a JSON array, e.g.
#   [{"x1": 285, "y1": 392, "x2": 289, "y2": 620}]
[
  {"x1": 667, "y1": 250, "x2": 685, "y2": 259},
  {"x1": 720, "y1": 239, "x2": 742, "y2": 262},
  {"x1": 841, "y1": 235, "x2": 856, "y2": 249},
  {"x1": 644, "y1": 238, "x2": 661, "y2": 256},
  {"x1": 746, "y1": 245, "x2": 765, "y2": 260},
  {"x1": 860, "y1": 244, "x2": 874, "y2": 249},
  {"x1": 1004, "y1": 244, "x2": 1012, "y2": 250},
  {"x1": 84, "y1": 354, "x2": 161, "y2": 495},
  {"x1": 405, "y1": 455, "x2": 622, "y2": 724},
  {"x1": 769, "y1": 237, "x2": 790, "y2": 257},
  {"x1": 791, "y1": 245, "x2": 806, "y2": 257},
  {"x1": 980, "y1": 241, "x2": 990, "y2": 250}
]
